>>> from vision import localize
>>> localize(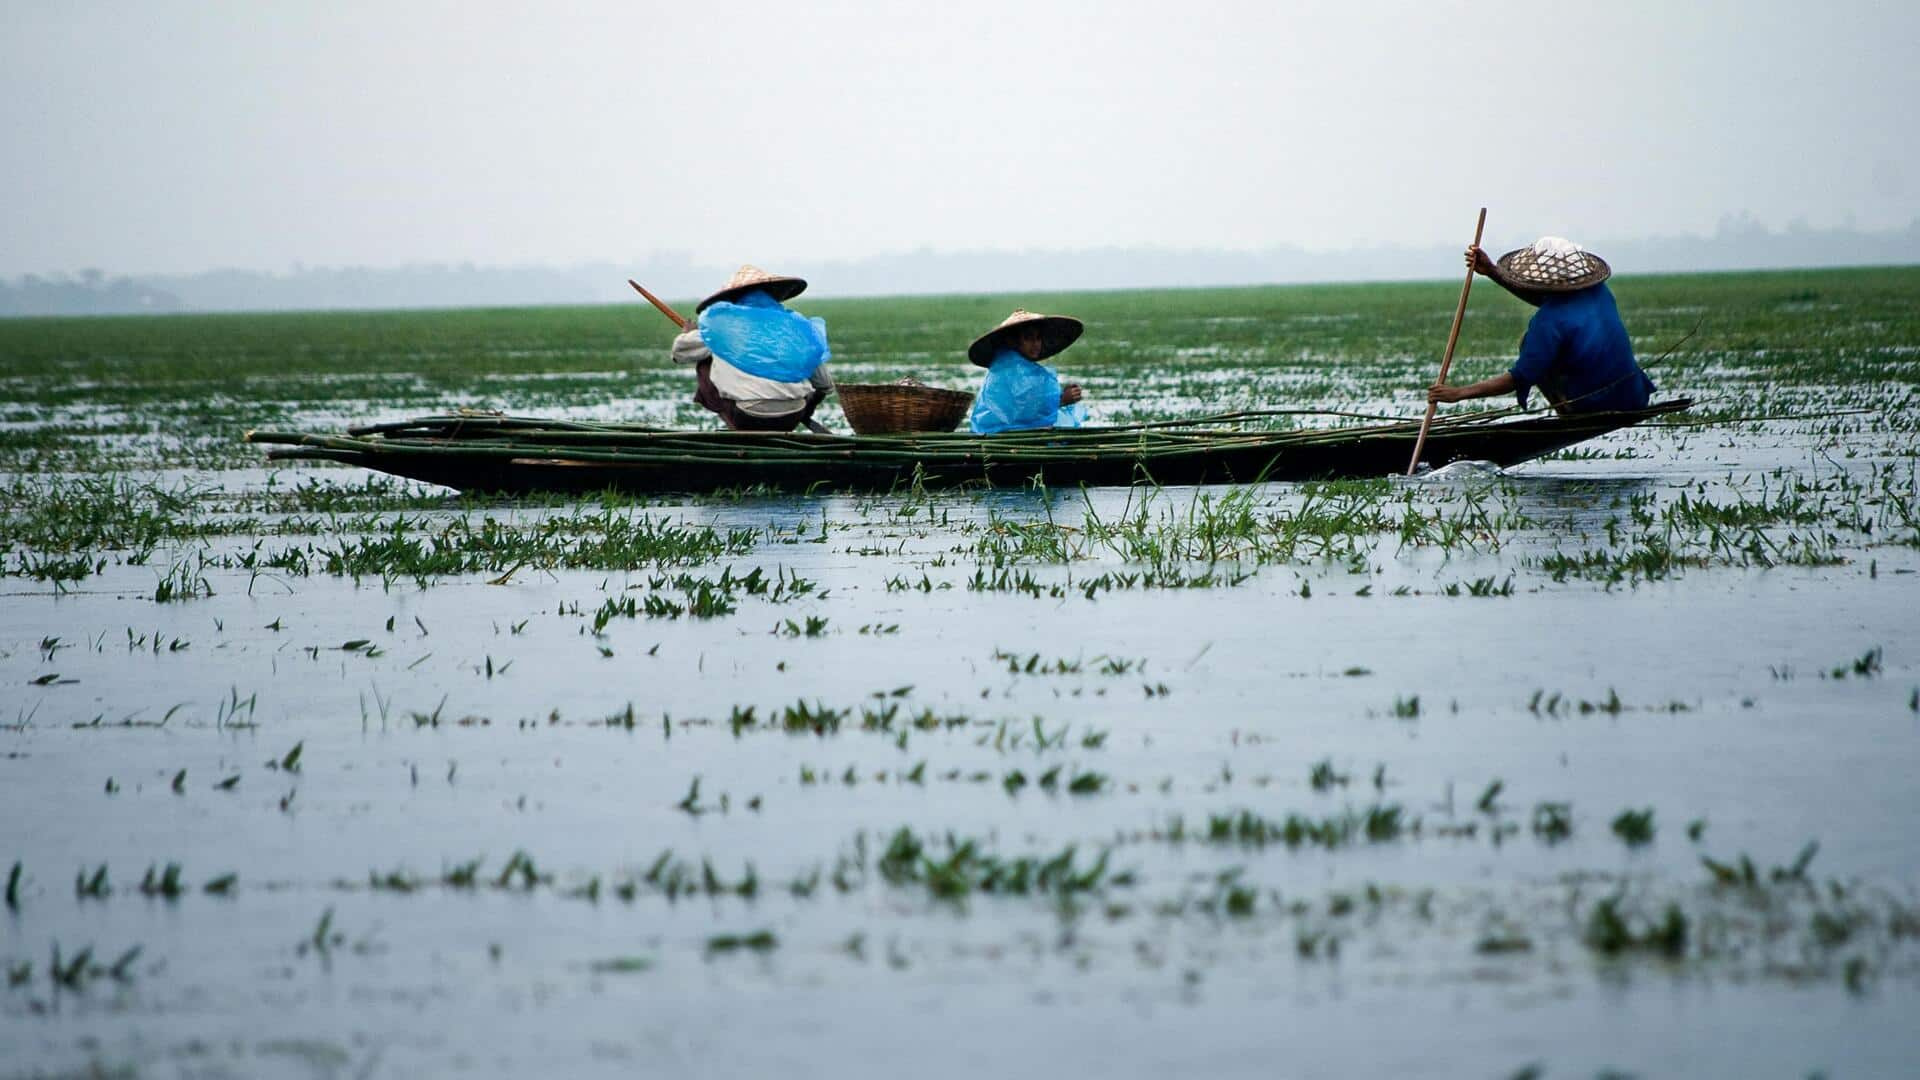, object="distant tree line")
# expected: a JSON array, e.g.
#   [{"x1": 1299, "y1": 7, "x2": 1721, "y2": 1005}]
[
  {"x1": 0, "y1": 269, "x2": 184, "y2": 316},
  {"x1": 4, "y1": 217, "x2": 1917, "y2": 318}
]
